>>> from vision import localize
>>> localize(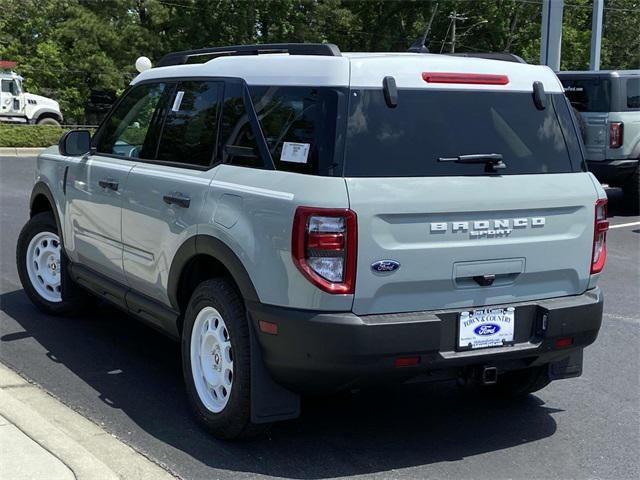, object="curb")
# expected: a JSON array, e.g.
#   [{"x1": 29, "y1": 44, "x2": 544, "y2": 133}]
[
  {"x1": 0, "y1": 147, "x2": 46, "y2": 157},
  {"x1": 0, "y1": 363, "x2": 176, "y2": 480}
]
